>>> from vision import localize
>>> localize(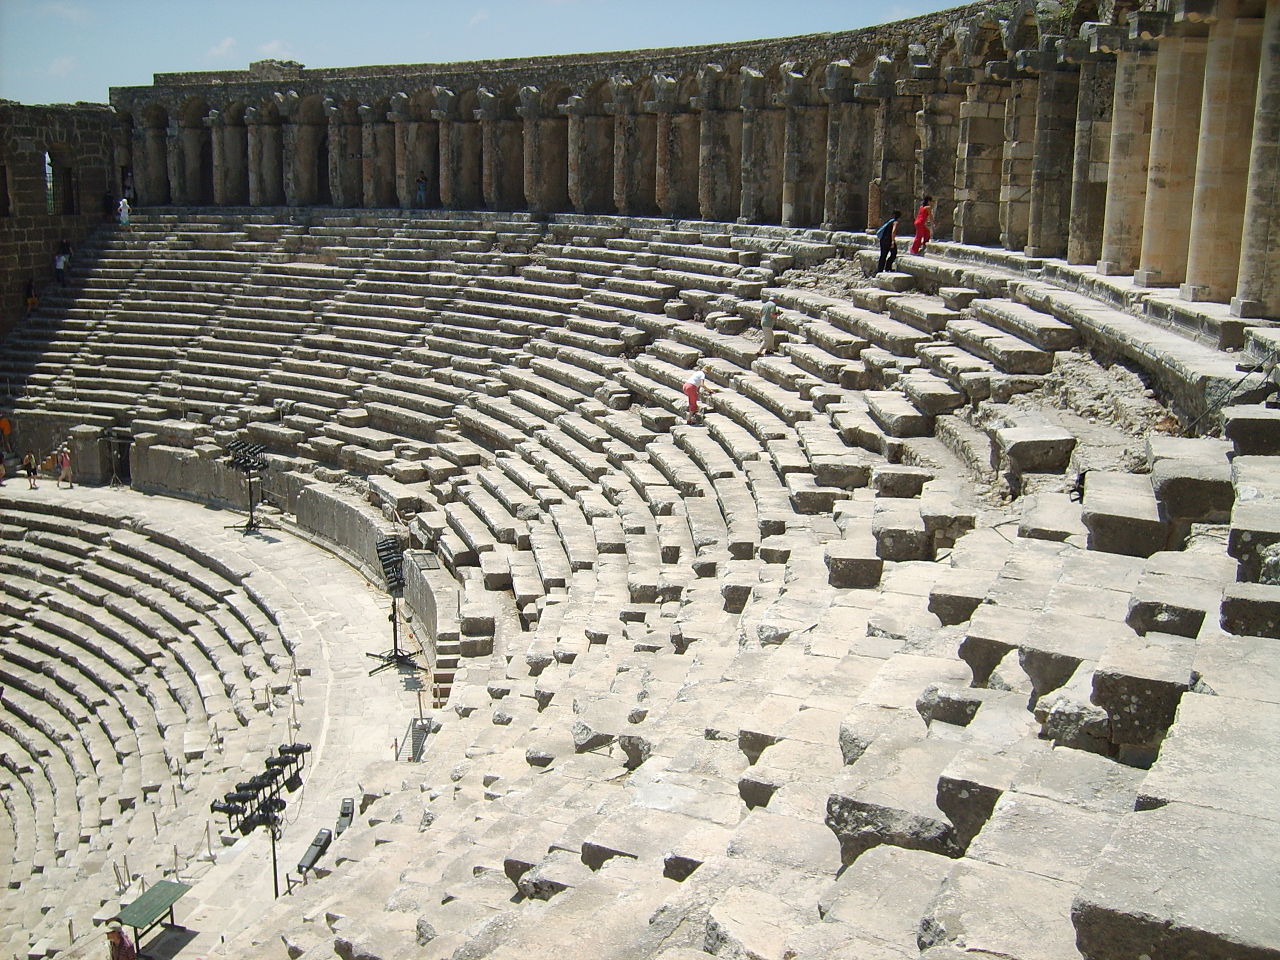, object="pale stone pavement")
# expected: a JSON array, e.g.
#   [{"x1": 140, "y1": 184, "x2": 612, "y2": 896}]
[{"x1": 7, "y1": 485, "x2": 421, "y2": 960}]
